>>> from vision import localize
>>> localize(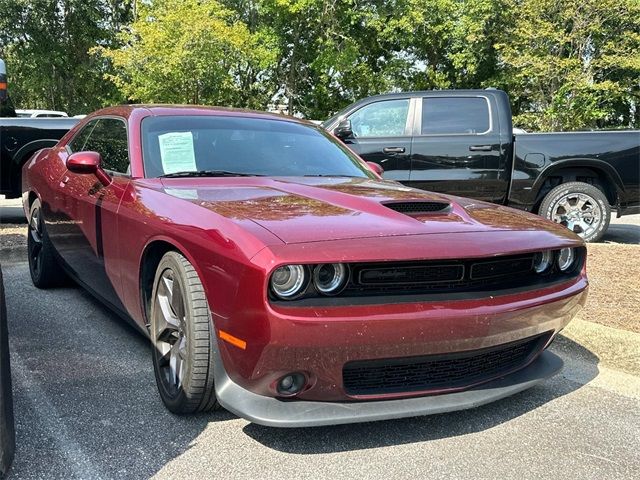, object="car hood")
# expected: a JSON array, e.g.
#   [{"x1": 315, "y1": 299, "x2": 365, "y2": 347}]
[{"x1": 159, "y1": 177, "x2": 572, "y2": 244}]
